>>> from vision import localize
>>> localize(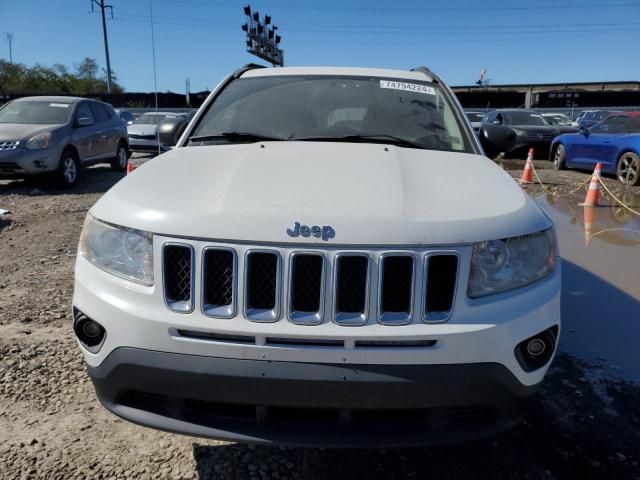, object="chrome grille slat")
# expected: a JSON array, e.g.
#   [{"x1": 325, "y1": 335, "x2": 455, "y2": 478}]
[
  {"x1": 202, "y1": 248, "x2": 236, "y2": 318},
  {"x1": 288, "y1": 253, "x2": 325, "y2": 325},
  {"x1": 424, "y1": 254, "x2": 459, "y2": 323},
  {"x1": 378, "y1": 254, "x2": 415, "y2": 325},
  {"x1": 333, "y1": 254, "x2": 370, "y2": 326},
  {"x1": 244, "y1": 250, "x2": 281, "y2": 322},
  {"x1": 163, "y1": 244, "x2": 194, "y2": 313},
  {"x1": 0, "y1": 141, "x2": 19, "y2": 151}
]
